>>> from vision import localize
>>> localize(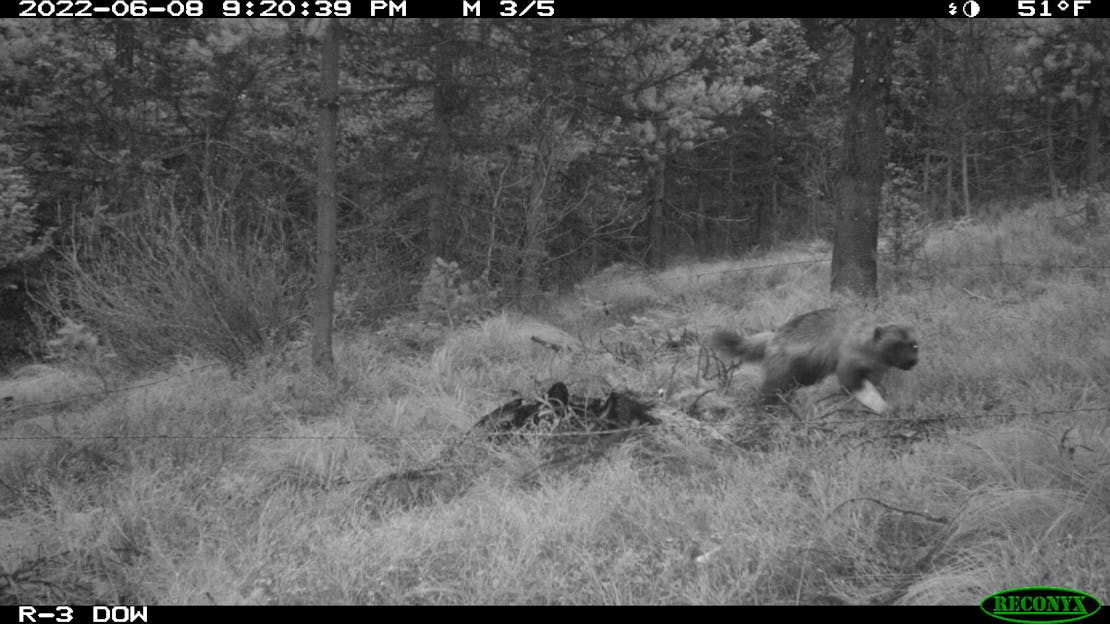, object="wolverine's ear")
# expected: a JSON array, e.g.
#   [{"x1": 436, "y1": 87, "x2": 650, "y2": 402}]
[{"x1": 873, "y1": 324, "x2": 902, "y2": 341}]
